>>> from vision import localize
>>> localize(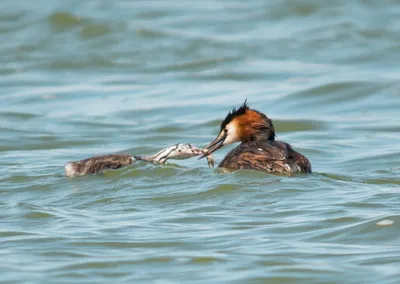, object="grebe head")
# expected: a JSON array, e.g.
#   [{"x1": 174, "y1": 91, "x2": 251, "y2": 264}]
[{"x1": 200, "y1": 100, "x2": 275, "y2": 157}]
